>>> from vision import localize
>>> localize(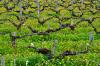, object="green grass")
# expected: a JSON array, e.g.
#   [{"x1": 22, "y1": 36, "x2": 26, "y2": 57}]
[{"x1": 0, "y1": 0, "x2": 100, "y2": 66}]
